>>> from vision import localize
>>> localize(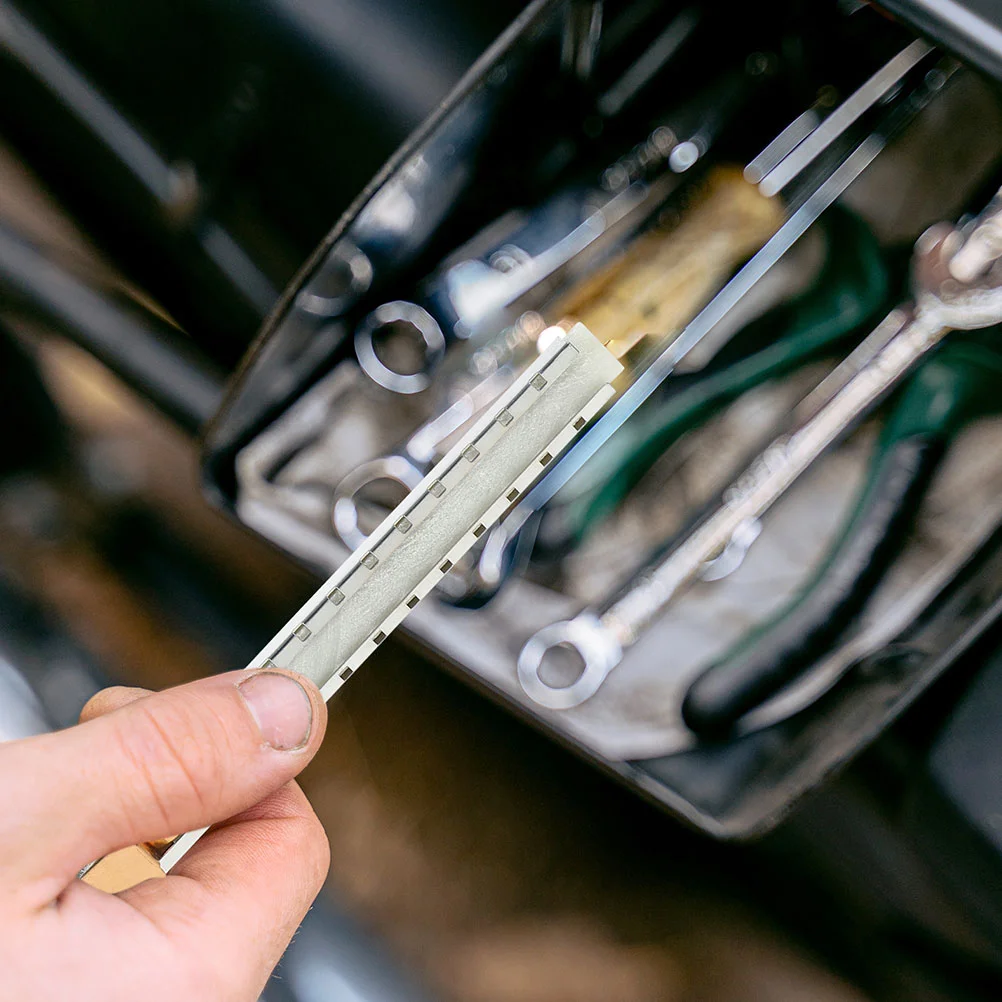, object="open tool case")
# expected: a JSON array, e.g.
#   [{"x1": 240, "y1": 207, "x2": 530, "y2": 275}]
[{"x1": 201, "y1": 0, "x2": 1002, "y2": 838}]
